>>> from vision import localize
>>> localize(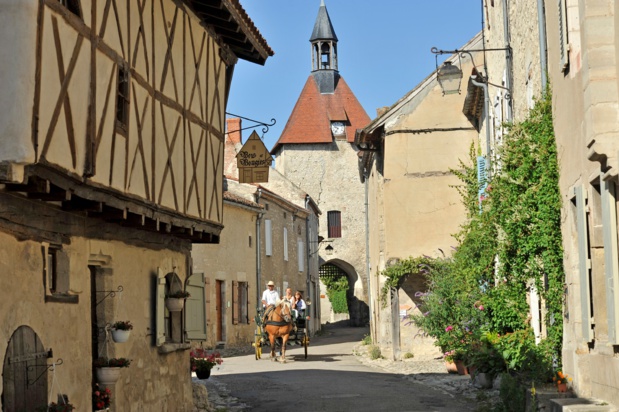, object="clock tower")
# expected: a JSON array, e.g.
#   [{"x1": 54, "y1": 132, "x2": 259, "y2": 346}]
[{"x1": 270, "y1": 1, "x2": 371, "y2": 327}]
